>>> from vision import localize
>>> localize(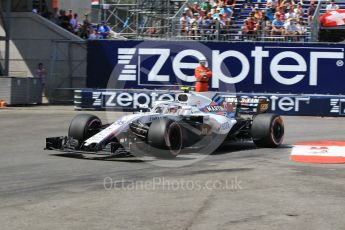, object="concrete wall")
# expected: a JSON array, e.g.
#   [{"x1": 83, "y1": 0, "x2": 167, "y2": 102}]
[{"x1": 0, "y1": 12, "x2": 87, "y2": 103}]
